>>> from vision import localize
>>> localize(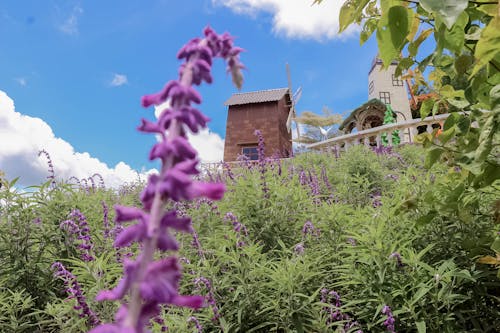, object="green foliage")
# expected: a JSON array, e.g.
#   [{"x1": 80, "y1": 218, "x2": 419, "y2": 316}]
[
  {"x1": 316, "y1": 0, "x2": 500, "y2": 280},
  {"x1": 1, "y1": 144, "x2": 499, "y2": 332}
]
